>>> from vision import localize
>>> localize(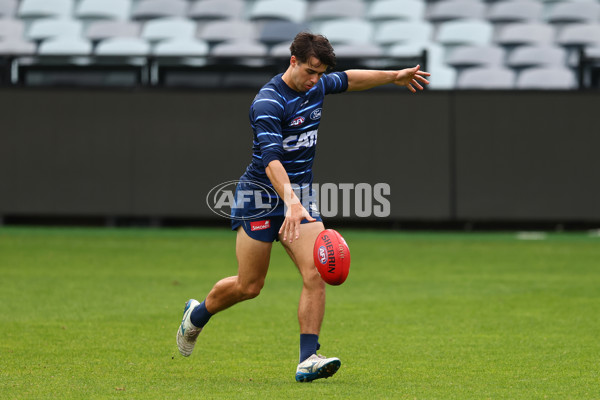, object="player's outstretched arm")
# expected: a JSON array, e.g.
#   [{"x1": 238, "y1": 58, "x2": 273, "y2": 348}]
[{"x1": 346, "y1": 65, "x2": 430, "y2": 93}]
